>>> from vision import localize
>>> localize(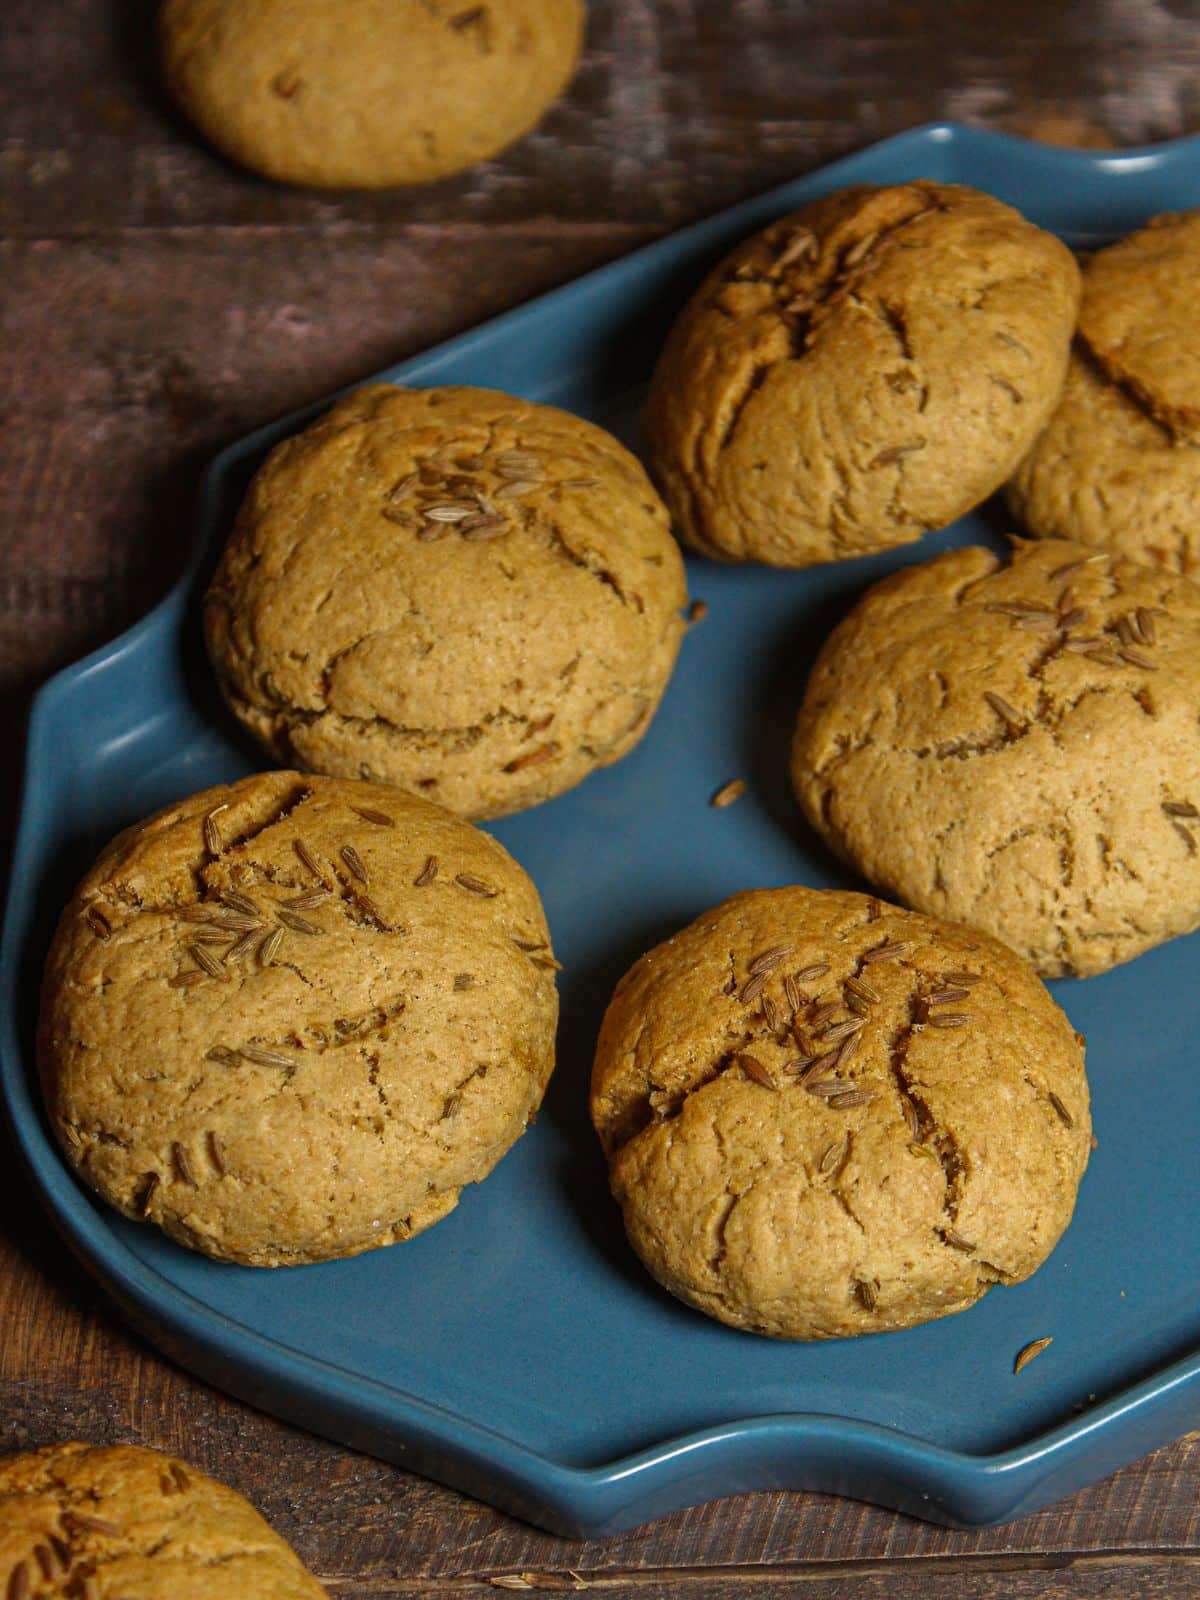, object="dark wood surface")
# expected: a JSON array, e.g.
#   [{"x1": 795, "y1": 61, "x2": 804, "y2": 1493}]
[{"x1": 4, "y1": 1, "x2": 1200, "y2": 1592}]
